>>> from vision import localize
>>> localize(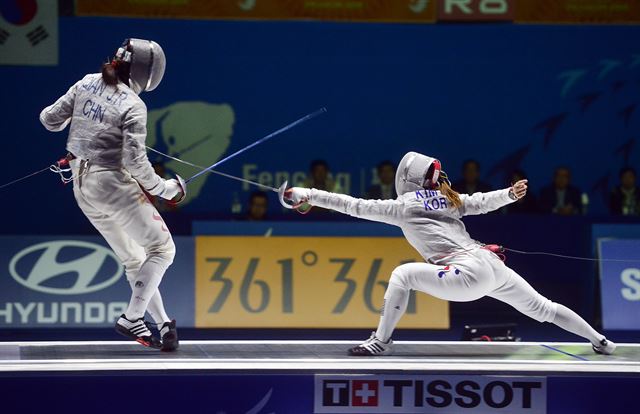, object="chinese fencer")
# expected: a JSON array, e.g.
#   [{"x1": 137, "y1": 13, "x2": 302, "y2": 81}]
[
  {"x1": 285, "y1": 152, "x2": 616, "y2": 356},
  {"x1": 39, "y1": 39, "x2": 182, "y2": 351}
]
